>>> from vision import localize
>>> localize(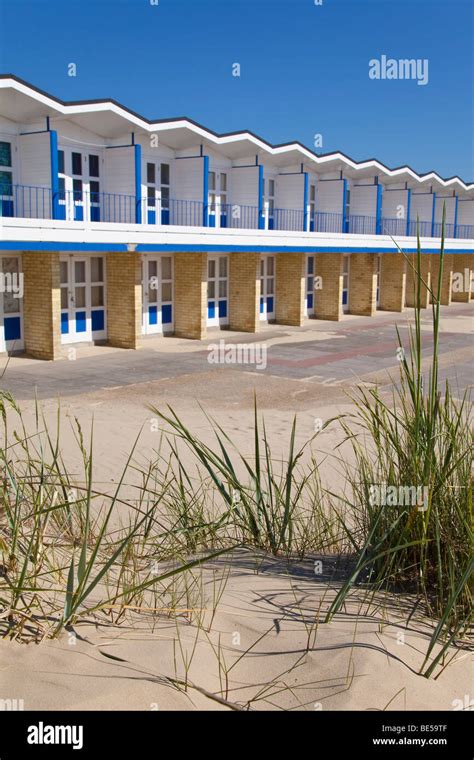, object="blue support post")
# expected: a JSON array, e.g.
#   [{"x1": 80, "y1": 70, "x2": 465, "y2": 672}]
[
  {"x1": 203, "y1": 155, "x2": 209, "y2": 227},
  {"x1": 49, "y1": 129, "x2": 60, "y2": 220},
  {"x1": 342, "y1": 179, "x2": 348, "y2": 233},
  {"x1": 258, "y1": 164, "x2": 265, "y2": 229},
  {"x1": 431, "y1": 192, "x2": 437, "y2": 237},
  {"x1": 134, "y1": 143, "x2": 142, "y2": 224},
  {"x1": 375, "y1": 183, "x2": 383, "y2": 235},
  {"x1": 406, "y1": 189, "x2": 411, "y2": 236},
  {"x1": 303, "y1": 172, "x2": 309, "y2": 232},
  {"x1": 453, "y1": 195, "x2": 458, "y2": 238}
]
